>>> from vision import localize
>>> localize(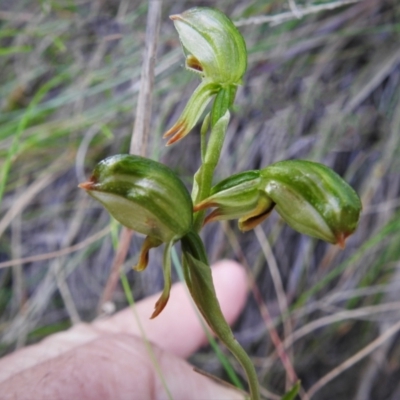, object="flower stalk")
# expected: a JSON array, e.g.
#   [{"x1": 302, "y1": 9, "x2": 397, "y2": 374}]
[{"x1": 181, "y1": 231, "x2": 260, "y2": 400}]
